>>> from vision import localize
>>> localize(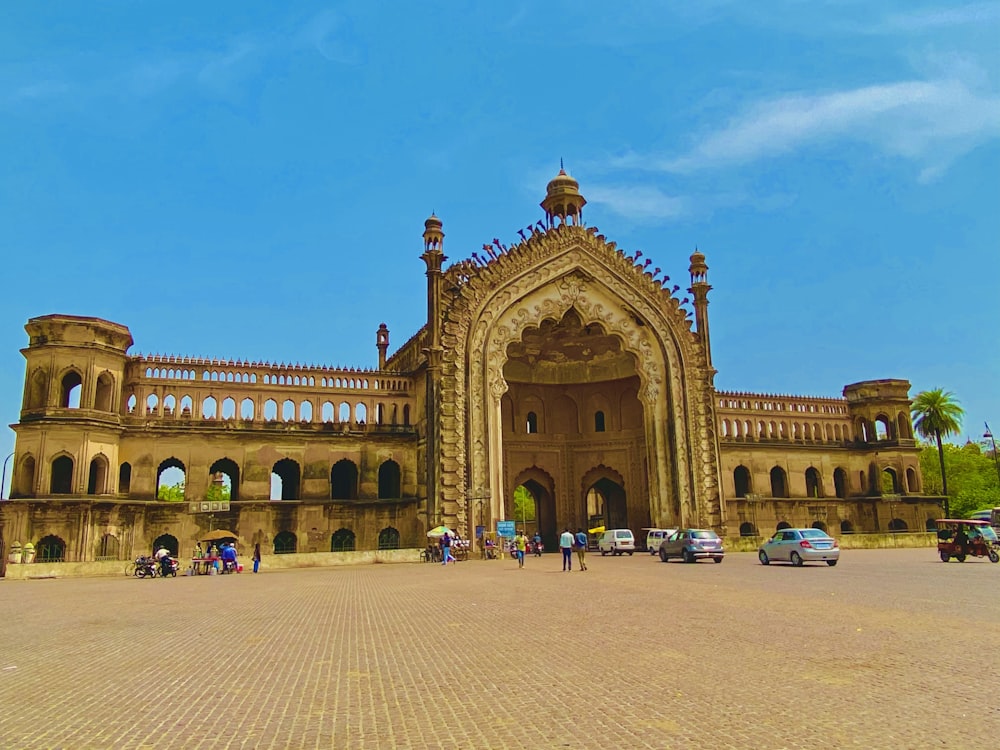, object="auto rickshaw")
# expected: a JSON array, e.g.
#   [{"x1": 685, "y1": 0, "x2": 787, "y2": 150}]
[{"x1": 935, "y1": 519, "x2": 1000, "y2": 563}]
